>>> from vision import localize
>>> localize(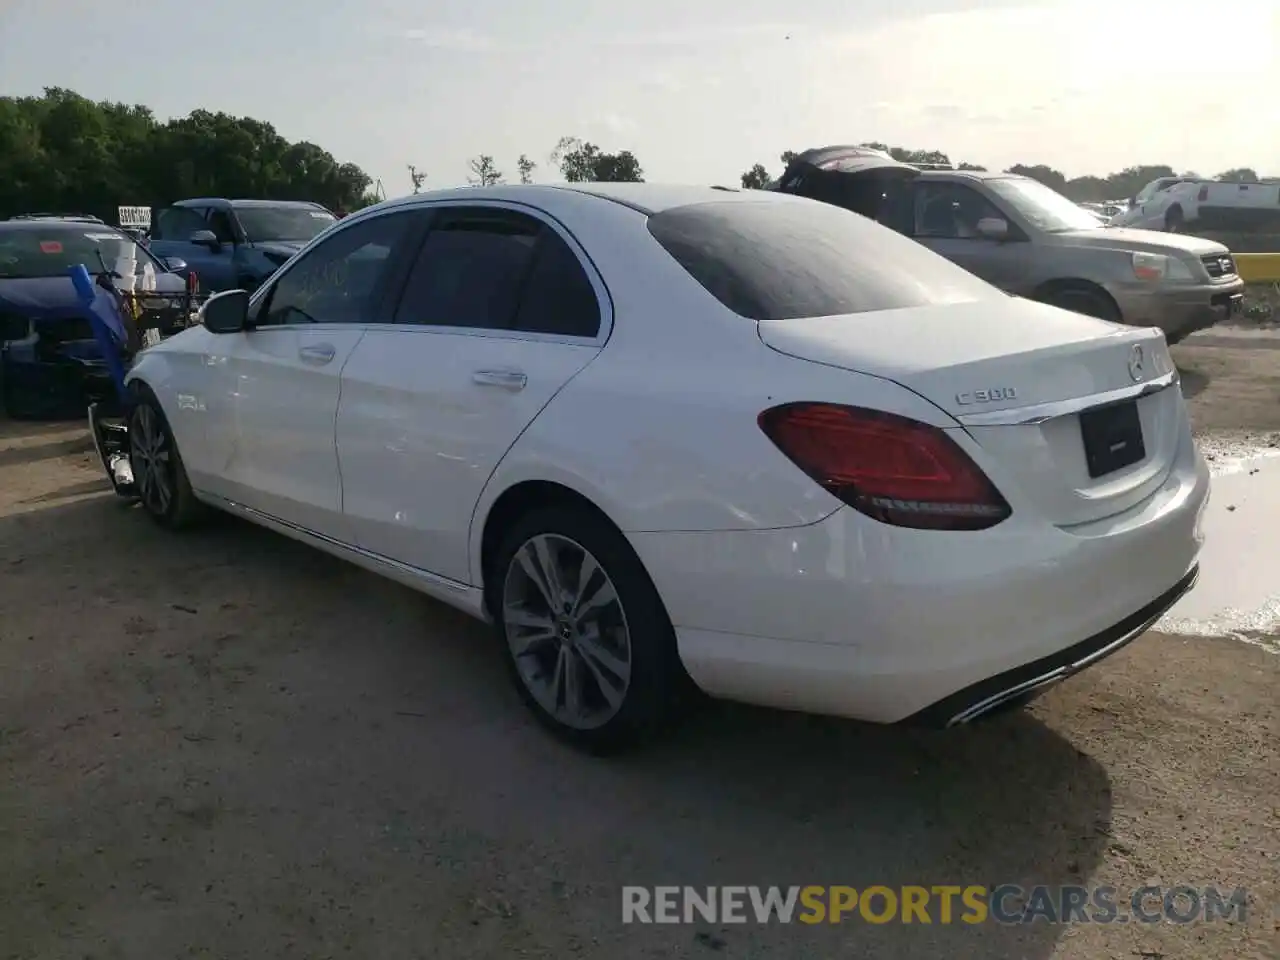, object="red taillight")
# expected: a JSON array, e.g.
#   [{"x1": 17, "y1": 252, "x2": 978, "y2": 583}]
[
  {"x1": 758, "y1": 403, "x2": 1010, "y2": 531},
  {"x1": 1197, "y1": 185, "x2": 1208, "y2": 202}
]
